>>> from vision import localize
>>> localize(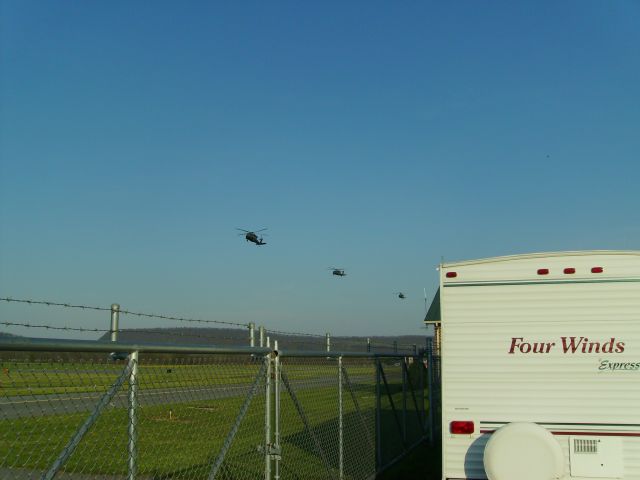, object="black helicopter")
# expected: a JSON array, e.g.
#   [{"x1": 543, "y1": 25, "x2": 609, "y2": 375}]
[
  {"x1": 395, "y1": 292, "x2": 406, "y2": 299},
  {"x1": 329, "y1": 267, "x2": 346, "y2": 277},
  {"x1": 236, "y1": 228, "x2": 267, "y2": 245}
]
